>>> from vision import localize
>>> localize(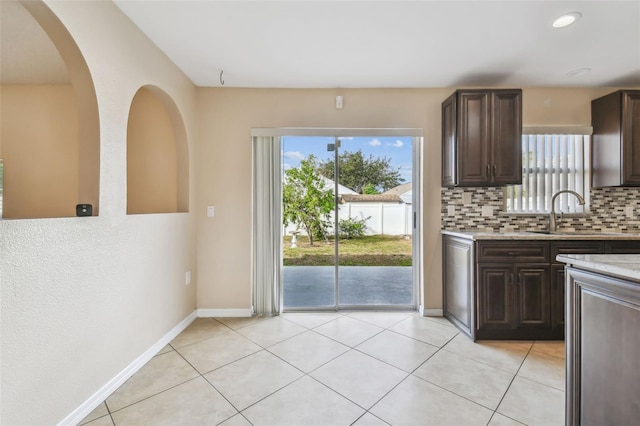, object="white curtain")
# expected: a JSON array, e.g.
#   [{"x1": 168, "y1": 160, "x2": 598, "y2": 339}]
[{"x1": 252, "y1": 136, "x2": 282, "y2": 316}]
